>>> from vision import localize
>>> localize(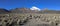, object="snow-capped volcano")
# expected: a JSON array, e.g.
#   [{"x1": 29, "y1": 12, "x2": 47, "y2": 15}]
[{"x1": 30, "y1": 6, "x2": 41, "y2": 11}]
